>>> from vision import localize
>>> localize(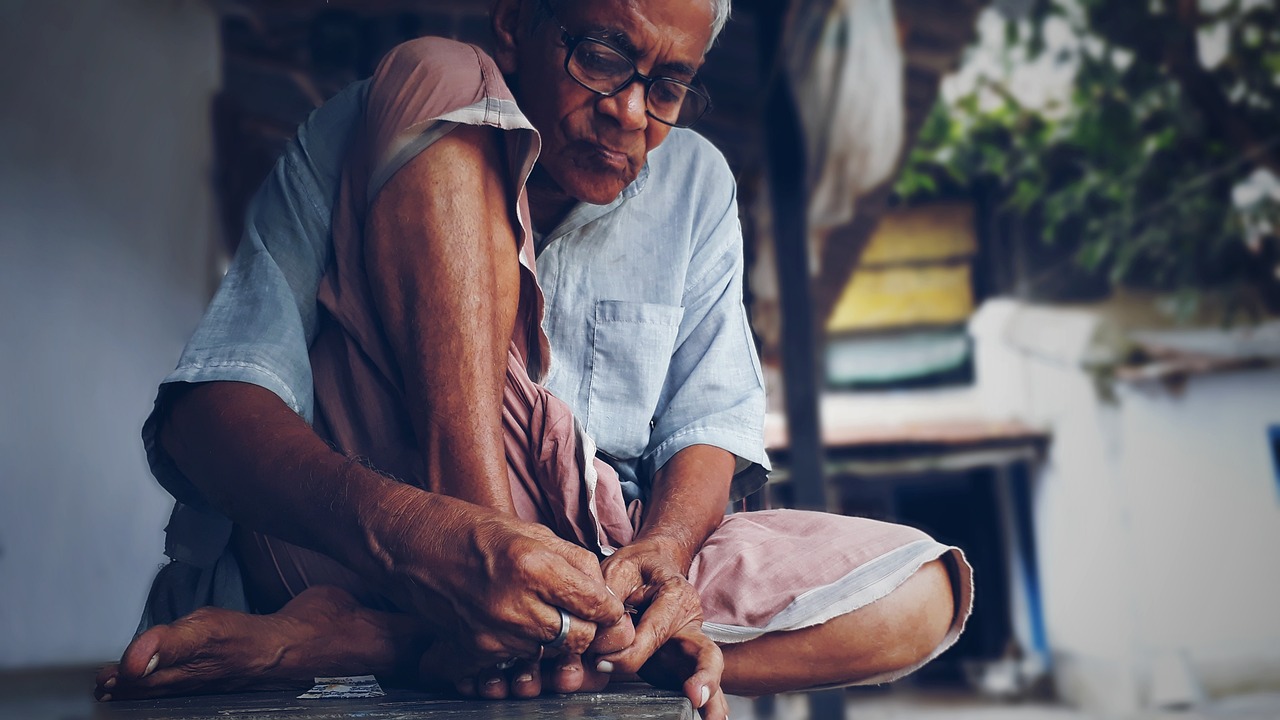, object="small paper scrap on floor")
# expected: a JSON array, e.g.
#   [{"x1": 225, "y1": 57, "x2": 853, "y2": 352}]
[{"x1": 297, "y1": 675, "x2": 386, "y2": 699}]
